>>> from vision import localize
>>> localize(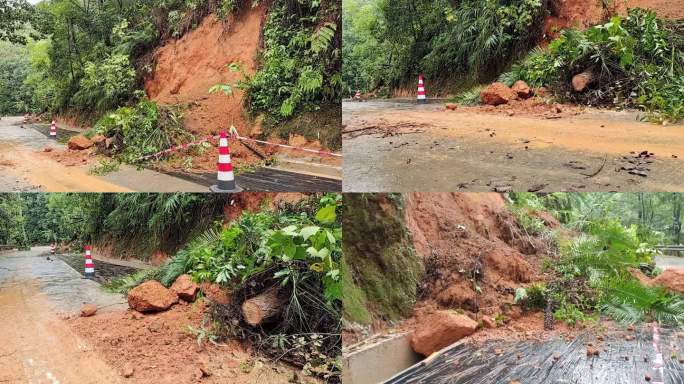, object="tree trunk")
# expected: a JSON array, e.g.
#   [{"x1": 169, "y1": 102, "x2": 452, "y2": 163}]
[
  {"x1": 572, "y1": 70, "x2": 596, "y2": 92},
  {"x1": 241, "y1": 288, "x2": 285, "y2": 326}
]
